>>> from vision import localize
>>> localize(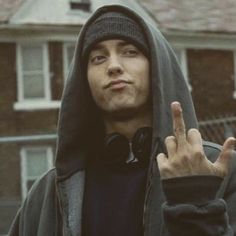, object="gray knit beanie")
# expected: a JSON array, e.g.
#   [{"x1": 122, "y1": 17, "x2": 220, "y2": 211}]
[{"x1": 82, "y1": 11, "x2": 149, "y2": 59}]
